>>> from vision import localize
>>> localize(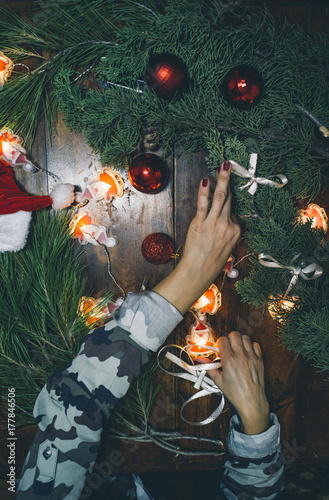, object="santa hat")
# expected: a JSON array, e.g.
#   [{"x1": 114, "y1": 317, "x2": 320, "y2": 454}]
[{"x1": 0, "y1": 160, "x2": 75, "y2": 252}]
